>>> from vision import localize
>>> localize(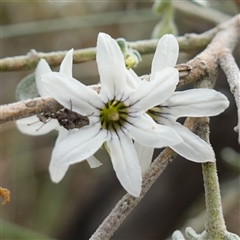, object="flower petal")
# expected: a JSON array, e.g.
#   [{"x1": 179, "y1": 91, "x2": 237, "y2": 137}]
[
  {"x1": 50, "y1": 123, "x2": 107, "y2": 166},
  {"x1": 55, "y1": 127, "x2": 69, "y2": 144},
  {"x1": 16, "y1": 116, "x2": 58, "y2": 135},
  {"x1": 97, "y1": 33, "x2": 126, "y2": 99},
  {"x1": 129, "y1": 114, "x2": 182, "y2": 148},
  {"x1": 35, "y1": 59, "x2": 52, "y2": 96},
  {"x1": 134, "y1": 141, "x2": 154, "y2": 174},
  {"x1": 126, "y1": 68, "x2": 141, "y2": 90},
  {"x1": 49, "y1": 164, "x2": 69, "y2": 183},
  {"x1": 130, "y1": 67, "x2": 178, "y2": 111},
  {"x1": 41, "y1": 72, "x2": 102, "y2": 115},
  {"x1": 151, "y1": 34, "x2": 179, "y2": 80},
  {"x1": 107, "y1": 133, "x2": 142, "y2": 197},
  {"x1": 86, "y1": 155, "x2": 102, "y2": 168},
  {"x1": 163, "y1": 89, "x2": 229, "y2": 120},
  {"x1": 168, "y1": 122, "x2": 215, "y2": 162},
  {"x1": 49, "y1": 129, "x2": 70, "y2": 182},
  {"x1": 59, "y1": 49, "x2": 73, "y2": 77}
]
